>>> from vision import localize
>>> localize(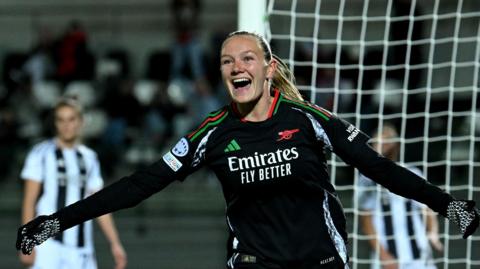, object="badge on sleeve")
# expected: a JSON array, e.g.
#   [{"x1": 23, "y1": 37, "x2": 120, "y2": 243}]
[
  {"x1": 163, "y1": 152, "x2": 183, "y2": 172},
  {"x1": 172, "y1": 138, "x2": 189, "y2": 157}
]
